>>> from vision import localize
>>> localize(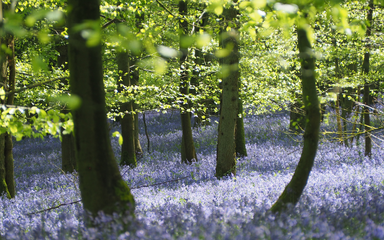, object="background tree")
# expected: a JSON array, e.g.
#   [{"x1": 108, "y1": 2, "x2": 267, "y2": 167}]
[
  {"x1": 179, "y1": 0, "x2": 198, "y2": 164},
  {"x1": 0, "y1": 1, "x2": 16, "y2": 198},
  {"x1": 117, "y1": 47, "x2": 137, "y2": 167},
  {"x1": 362, "y1": 0, "x2": 373, "y2": 158},
  {"x1": 215, "y1": 1, "x2": 240, "y2": 178}
]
